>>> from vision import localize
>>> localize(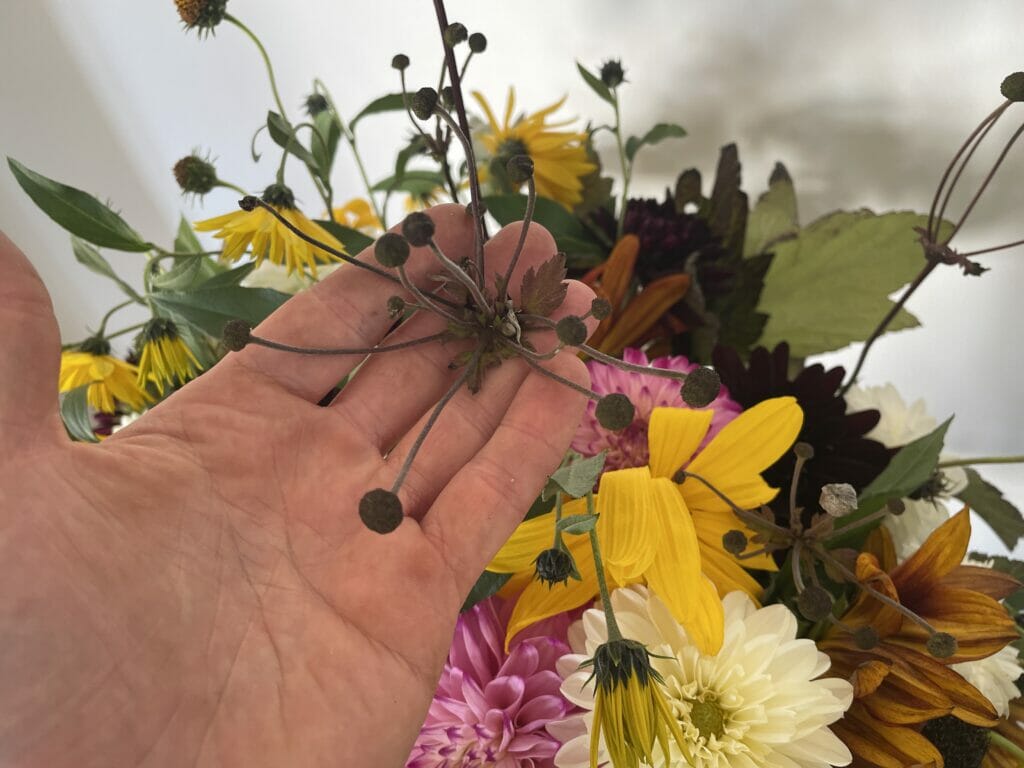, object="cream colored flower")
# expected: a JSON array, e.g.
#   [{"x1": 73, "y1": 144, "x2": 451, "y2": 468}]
[
  {"x1": 953, "y1": 644, "x2": 1024, "y2": 719},
  {"x1": 551, "y1": 586, "x2": 853, "y2": 768}
]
